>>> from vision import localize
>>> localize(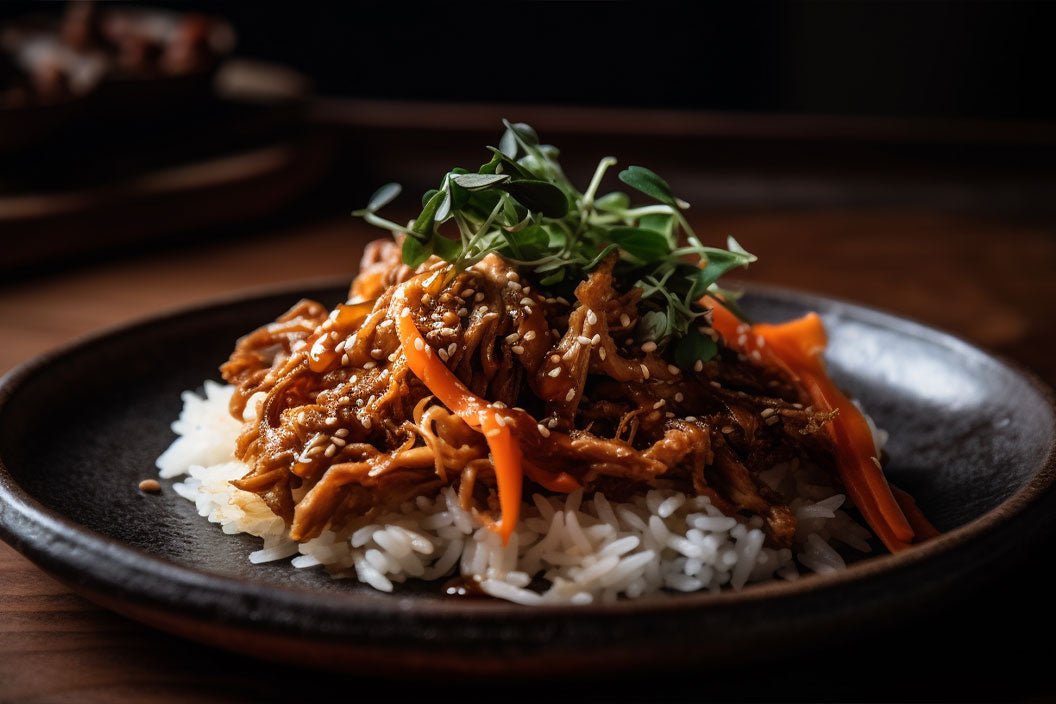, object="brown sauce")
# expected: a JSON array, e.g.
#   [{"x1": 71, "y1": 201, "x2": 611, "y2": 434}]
[{"x1": 442, "y1": 576, "x2": 490, "y2": 599}]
